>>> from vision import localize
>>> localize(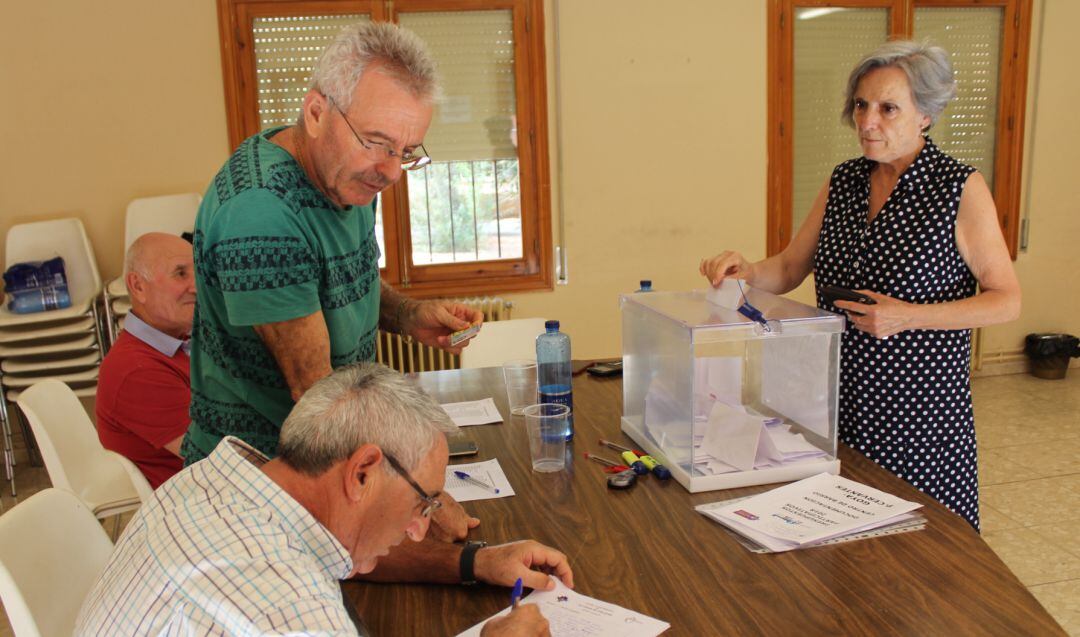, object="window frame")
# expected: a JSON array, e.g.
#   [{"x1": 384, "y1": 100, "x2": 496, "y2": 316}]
[
  {"x1": 767, "y1": 0, "x2": 1033, "y2": 259},
  {"x1": 215, "y1": 0, "x2": 554, "y2": 298}
]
